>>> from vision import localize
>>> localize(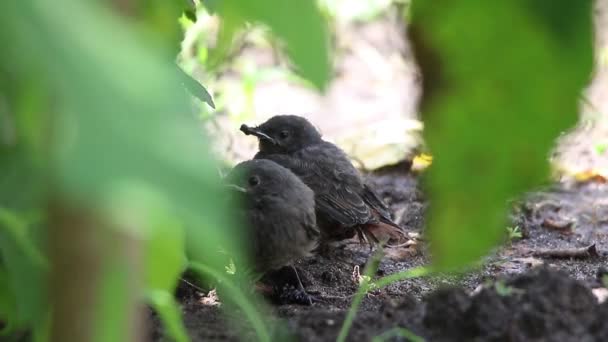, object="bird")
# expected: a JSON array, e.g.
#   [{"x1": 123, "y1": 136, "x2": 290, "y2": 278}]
[
  {"x1": 224, "y1": 159, "x2": 319, "y2": 303},
  {"x1": 240, "y1": 115, "x2": 406, "y2": 246}
]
